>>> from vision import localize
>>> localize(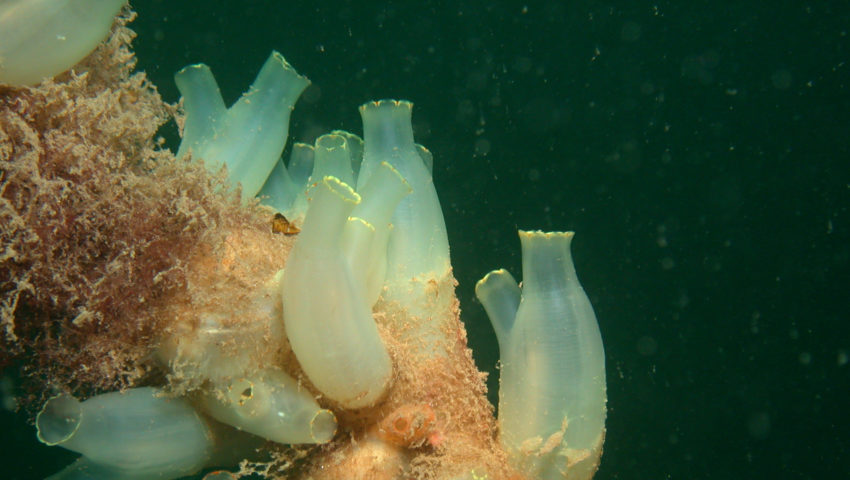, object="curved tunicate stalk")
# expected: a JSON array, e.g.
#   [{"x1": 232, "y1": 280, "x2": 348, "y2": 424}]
[
  {"x1": 197, "y1": 368, "x2": 337, "y2": 444},
  {"x1": 282, "y1": 176, "x2": 393, "y2": 408},
  {"x1": 344, "y1": 161, "x2": 412, "y2": 306},
  {"x1": 37, "y1": 387, "x2": 213, "y2": 479}
]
